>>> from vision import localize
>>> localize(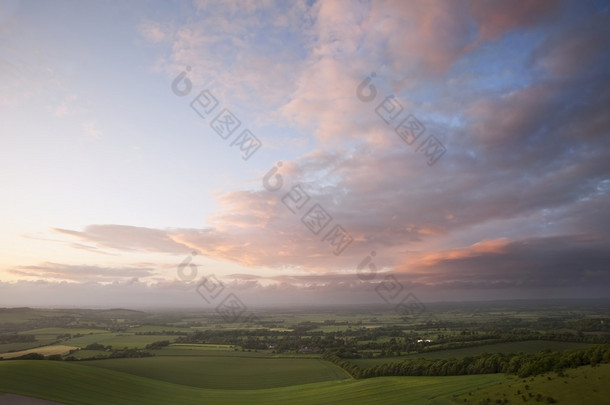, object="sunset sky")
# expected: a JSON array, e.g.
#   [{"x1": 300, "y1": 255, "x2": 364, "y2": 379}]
[{"x1": 1, "y1": 0, "x2": 609, "y2": 309}]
